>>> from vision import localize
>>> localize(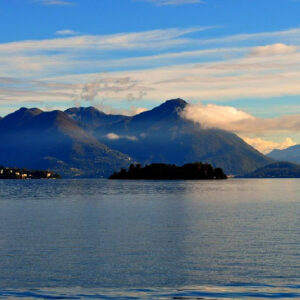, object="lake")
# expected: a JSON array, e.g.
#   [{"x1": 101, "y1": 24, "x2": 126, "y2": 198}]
[{"x1": 0, "y1": 179, "x2": 299, "y2": 299}]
